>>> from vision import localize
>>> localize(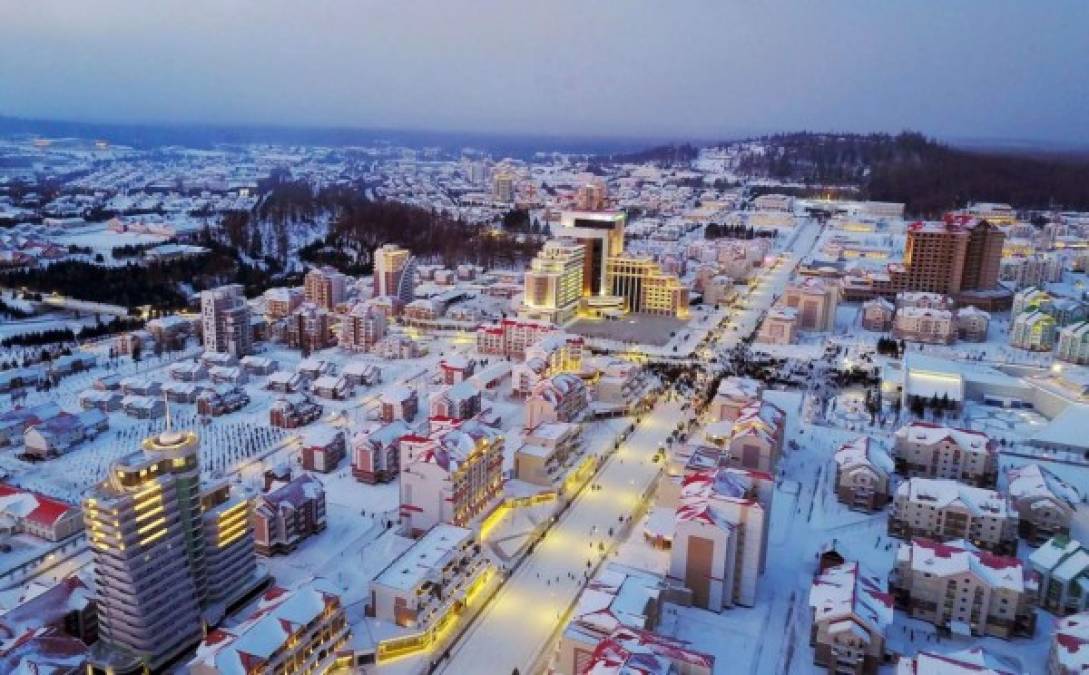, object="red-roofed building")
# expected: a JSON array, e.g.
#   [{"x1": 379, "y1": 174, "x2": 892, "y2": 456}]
[
  {"x1": 891, "y1": 538, "x2": 1037, "y2": 639},
  {"x1": 0, "y1": 483, "x2": 83, "y2": 541}
]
